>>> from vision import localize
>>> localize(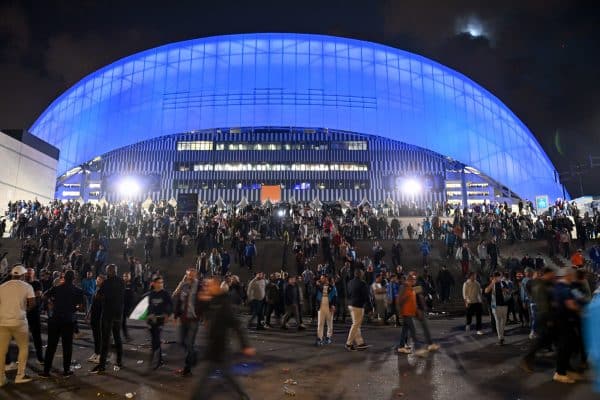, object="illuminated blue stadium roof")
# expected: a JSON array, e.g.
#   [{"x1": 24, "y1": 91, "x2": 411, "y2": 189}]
[{"x1": 29, "y1": 33, "x2": 563, "y2": 200}]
